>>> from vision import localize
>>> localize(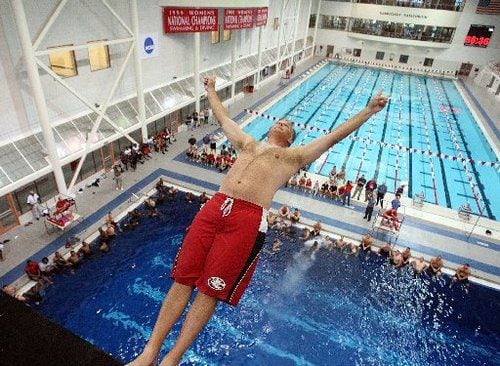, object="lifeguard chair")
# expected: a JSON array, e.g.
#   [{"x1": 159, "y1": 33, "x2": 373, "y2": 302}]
[{"x1": 371, "y1": 207, "x2": 405, "y2": 245}]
